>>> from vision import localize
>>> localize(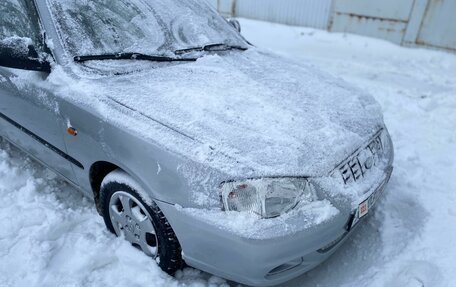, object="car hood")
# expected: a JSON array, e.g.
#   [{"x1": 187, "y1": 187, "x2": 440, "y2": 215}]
[{"x1": 87, "y1": 49, "x2": 384, "y2": 177}]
